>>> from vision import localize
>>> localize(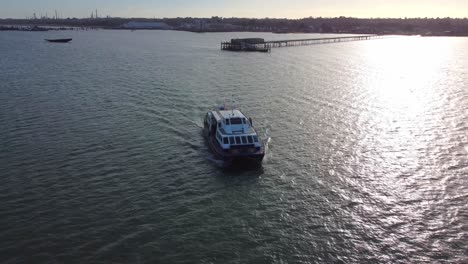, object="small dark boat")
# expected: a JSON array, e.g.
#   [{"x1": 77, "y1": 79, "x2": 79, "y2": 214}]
[{"x1": 45, "y1": 38, "x2": 72, "y2": 43}]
